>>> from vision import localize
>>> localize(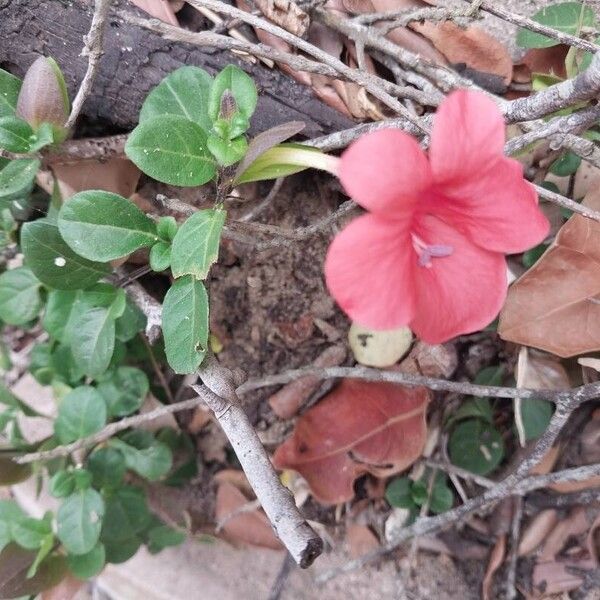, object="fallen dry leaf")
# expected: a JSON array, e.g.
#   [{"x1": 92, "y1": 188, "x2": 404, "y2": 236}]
[
  {"x1": 518, "y1": 509, "x2": 559, "y2": 557},
  {"x1": 532, "y1": 558, "x2": 594, "y2": 597},
  {"x1": 540, "y1": 507, "x2": 589, "y2": 561},
  {"x1": 398, "y1": 341, "x2": 458, "y2": 378},
  {"x1": 268, "y1": 344, "x2": 346, "y2": 419},
  {"x1": 412, "y1": 21, "x2": 513, "y2": 85},
  {"x1": 482, "y1": 534, "x2": 506, "y2": 600},
  {"x1": 345, "y1": 524, "x2": 380, "y2": 558},
  {"x1": 253, "y1": 0, "x2": 309, "y2": 37},
  {"x1": 273, "y1": 380, "x2": 430, "y2": 504},
  {"x1": 499, "y1": 192, "x2": 600, "y2": 357},
  {"x1": 515, "y1": 348, "x2": 570, "y2": 390},
  {"x1": 215, "y1": 482, "x2": 282, "y2": 550},
  {"x1": 129, "y1": 0, "x2": 178, "y2": 25},
  {"x1": 520, "y1": 46, "x2": 568, "y2": 80}
]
